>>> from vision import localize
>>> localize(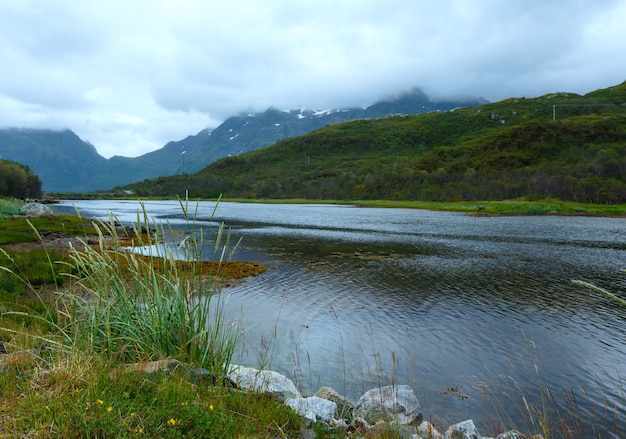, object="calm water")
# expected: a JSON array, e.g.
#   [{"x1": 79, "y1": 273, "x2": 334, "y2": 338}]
[{"x1": 54, "y1": 200, "x2": 626, "y2": 436}]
